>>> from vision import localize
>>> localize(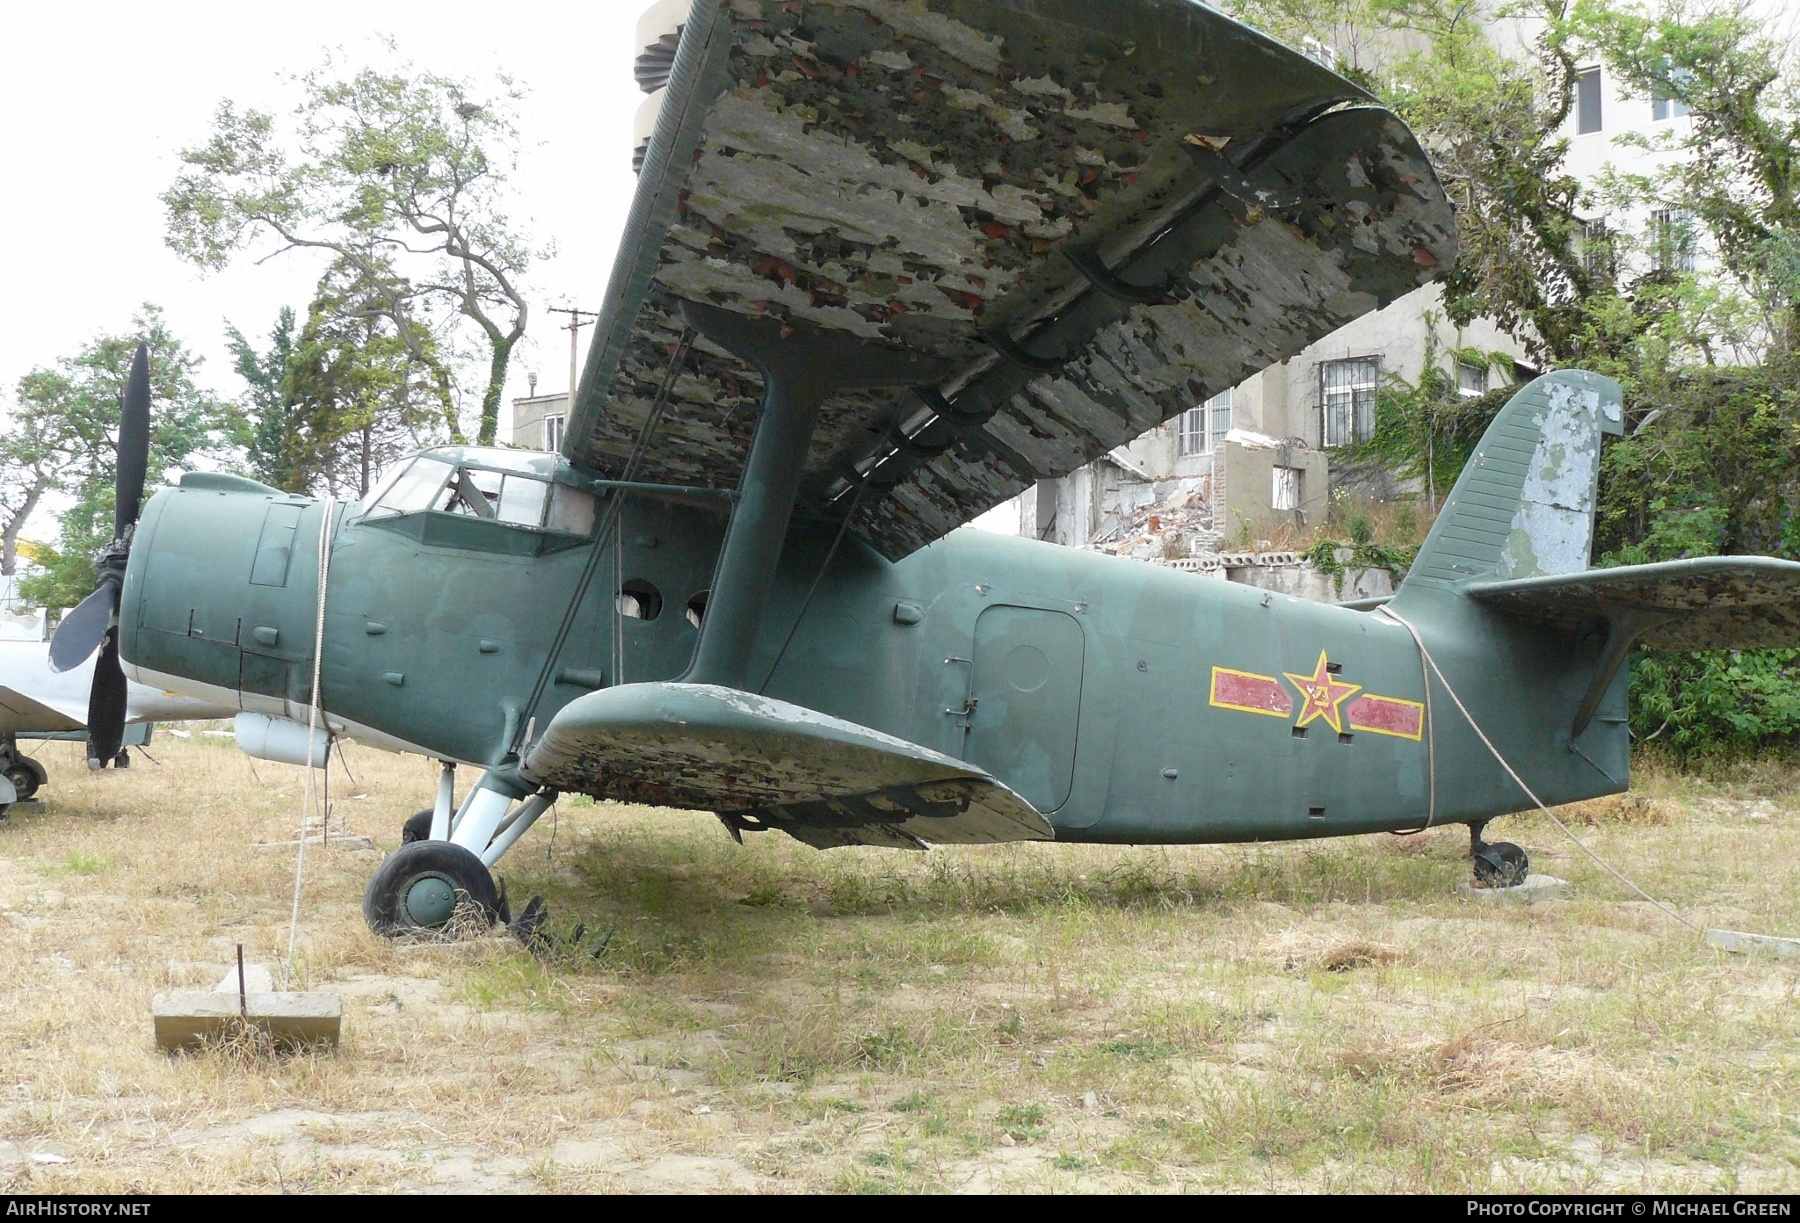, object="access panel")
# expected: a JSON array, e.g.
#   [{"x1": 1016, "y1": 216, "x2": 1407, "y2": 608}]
[{"x1": 965, "y1": 605, "x2": 1085, "y2": 814}]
